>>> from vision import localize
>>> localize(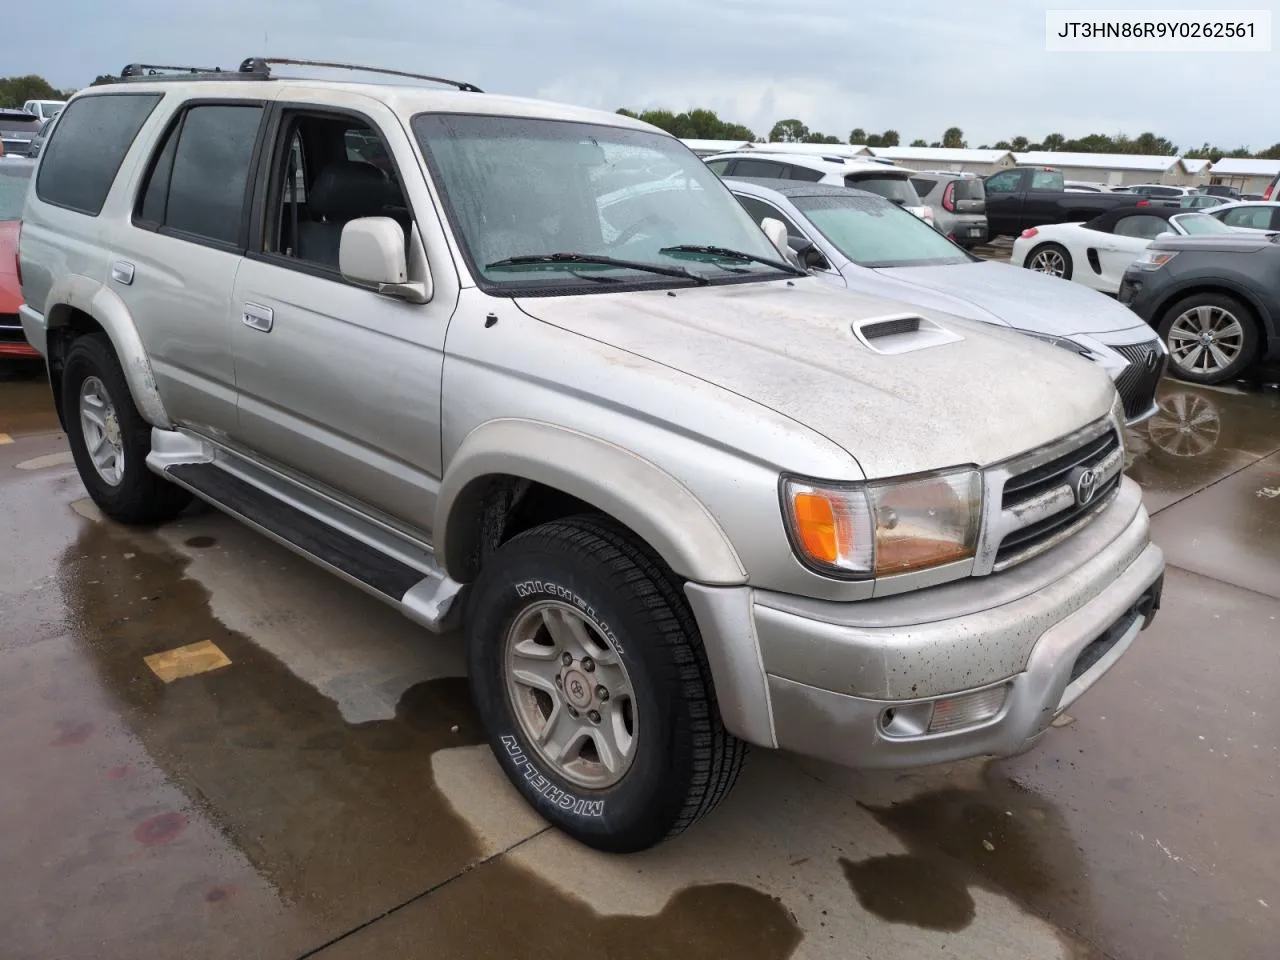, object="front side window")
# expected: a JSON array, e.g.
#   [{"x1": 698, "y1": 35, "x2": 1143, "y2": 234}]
[
  {"x1": 735, "y1": 194, "x2": 806, "y2": 239},
  {"x1": 36, "y1": 93, "x2": 162, "y2": 216},
  {"x1": 792, "y1": 193, "x2": 971, "y2": 268},
  {"x1": 413, "y1": 114, "x2": 790, "y2": 293}
]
